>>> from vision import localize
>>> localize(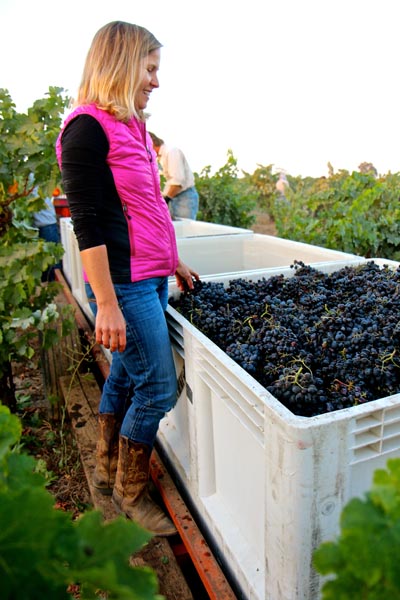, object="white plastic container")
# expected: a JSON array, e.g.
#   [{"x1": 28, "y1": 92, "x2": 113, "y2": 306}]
[
  {"x1": 59, "y1": 217, "x2": 74, "y2": 285},
  {"x1": 159, "y1": 258, "x2": 400, "y2": 600},
  {"x1": 59, "y1": 213, "x2": 399, "y2": 596},
  {"x1": 173, "y1": 218, "x2": 252, "y2": 237},
  {"x1": 176, "y1": 233, "x2": 359, "y2": 278},
  {"x1": 58, "y1": 217, "x2": 94, "y2": 322},
  {"x1": 58, "y1": 217, "x2": 250, "y2": 320},
  {"x1": 60, "y1": 217, "x2": 358, "y2": 324},
  {"x1": 59, "y1": 215, "x2": 399, "y2": 597}
]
